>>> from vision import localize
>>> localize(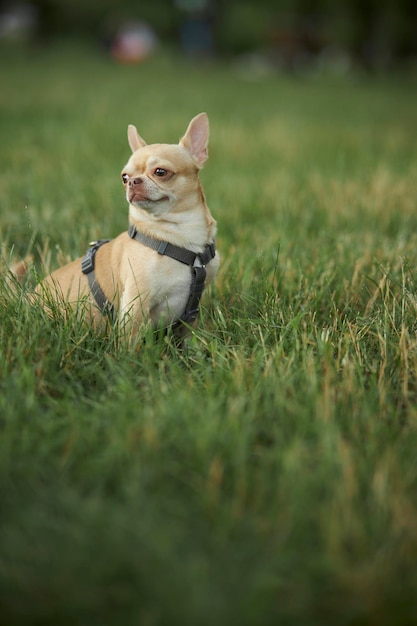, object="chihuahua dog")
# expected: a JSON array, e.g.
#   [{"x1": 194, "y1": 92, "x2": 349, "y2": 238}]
[{"x1": 15, "y1": 113, "x2": 219, "y2": 339}]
